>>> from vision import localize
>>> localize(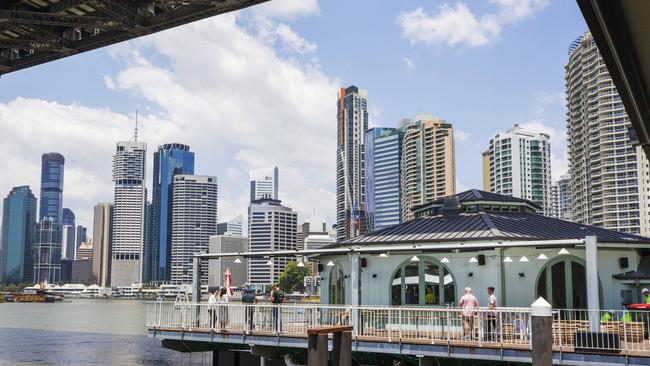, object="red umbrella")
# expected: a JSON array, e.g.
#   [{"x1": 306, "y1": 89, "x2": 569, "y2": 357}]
[{"x1": 224, "y1": 268, "x2": 234, "y2": 296}]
